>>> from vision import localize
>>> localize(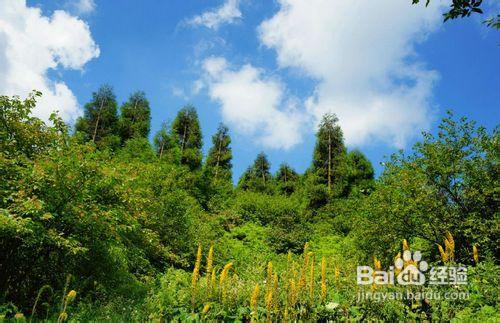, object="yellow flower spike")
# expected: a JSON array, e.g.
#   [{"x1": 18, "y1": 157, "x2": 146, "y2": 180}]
[
  {"x1": 373, "y1": 257, "x2": 381, "y2": 271},
  {"x1": 251, "y1": 283, "x2": 260, "y2": 309},
  {"x1": 192, "y1": 244, "x2": 202, "y2": 307},
  {"x1": 303, "y1": 242, "x2": 310, "y2": 258},
  {"x1": 267, "y1": 261, "x2": 273, "y2": 283},
  {"x1": 202, "y1": 303, "x2": 210, "y2": 314},
  {"x1": 438, "y1": 244, "x2": 448, "y2": 263},
  {"x1": 402, "y1": 239, "x2": 409, "y2": 251},
  {"x1": 446, "y1": 232, "x2": 455, "y2": 250},
  {"x1": 289, "y1": 279, "x2": 297, "y2": 307},
  {"x1": 321, "y1": 257, "x2": 327, "y2": 302},
  {"x1": 445, "y1": 232, "x2": 455, "y2": 262},
  {"x1": 309, "y1": 253, "x2": 315, "y2": 300},
  {"x1": 219, "y1": 262, "x2": 233, "y2": 285},
  {"x1": 444, "y1": 239, "x2": 451, "y2": 253},
  {"x1": 372, "y1": 257, "x2": 381, "y2": 290},
  {"x1": 299, "y1": 245, "x2": 310, "y2": 295},
  {"x1": 58, "y1": 312, "x2": 68, "y2": 322},
  {"x1": 334, "y1": 266, "x2": 340, "y2": 281},
  {"x1": 206, "y1": 244, "x2": 214, "y2": 291},
  {"x1": 219, "y1": 262, "x2": 233, "y2": 301},
  {"x1": 473, "y1": 245, "x2": 479, "y2": 264},
  {"x1": 192, "y1": 244, "x2": 202, "y2": 288},
  {"x1": 444, "y1": 237, "x2": 454, "y2": 262},
  {"x1": 250, "y1": 283, "x2": 260, "y2": 323},
  {"x1": 265, "y1": 288, "x2": 273, "y2": 320},
  {"x1": 67, "y1": 290, "x2": 76, "y2": 302}
]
